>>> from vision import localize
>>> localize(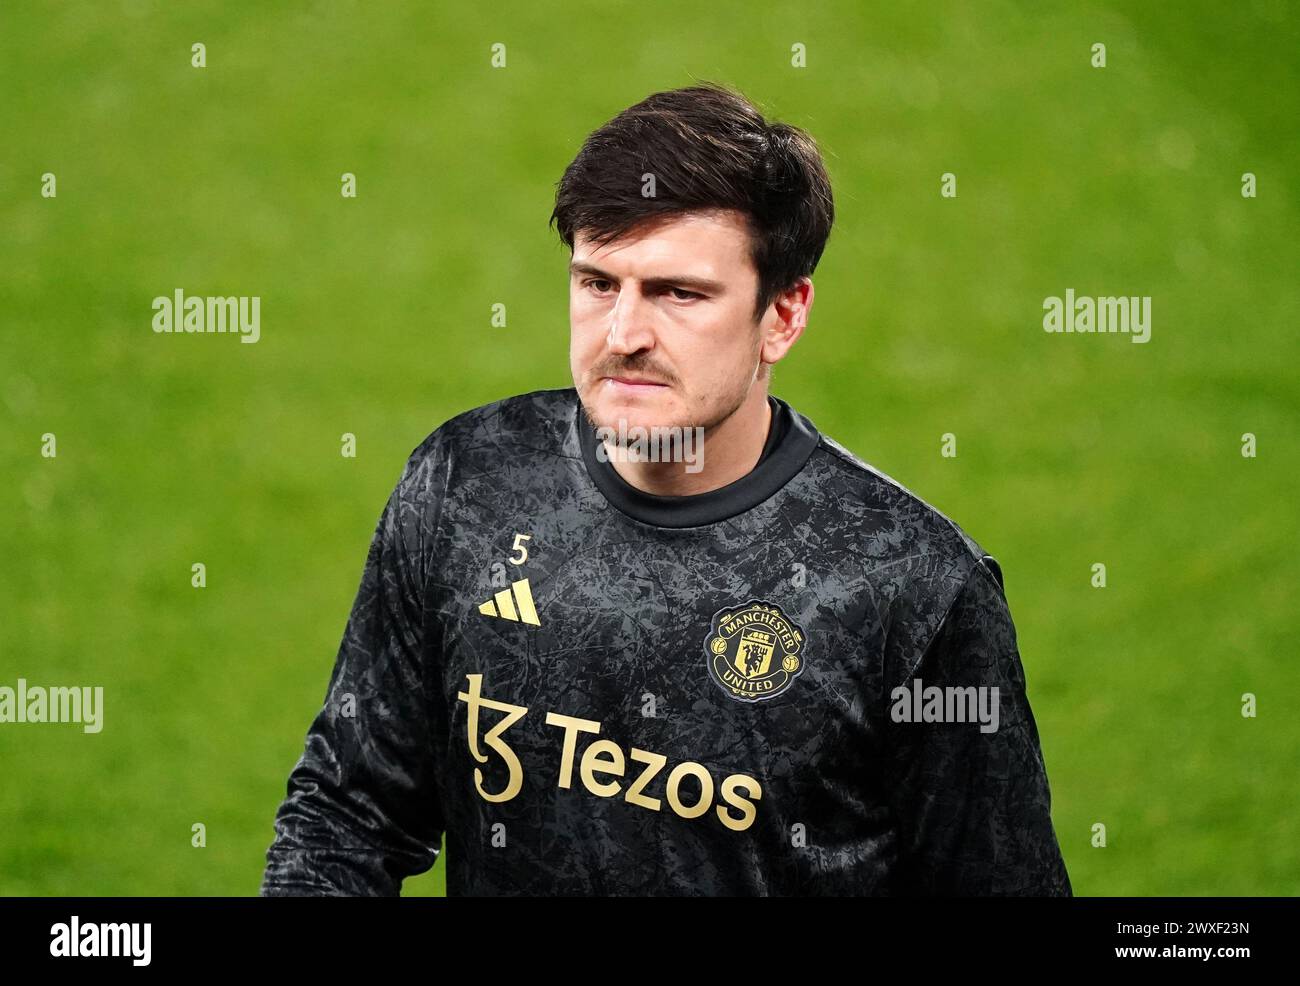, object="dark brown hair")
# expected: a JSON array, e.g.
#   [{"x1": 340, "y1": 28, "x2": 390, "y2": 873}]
[{"x1": 549, "y1": 82, "x2": 835, "y2": 323}]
